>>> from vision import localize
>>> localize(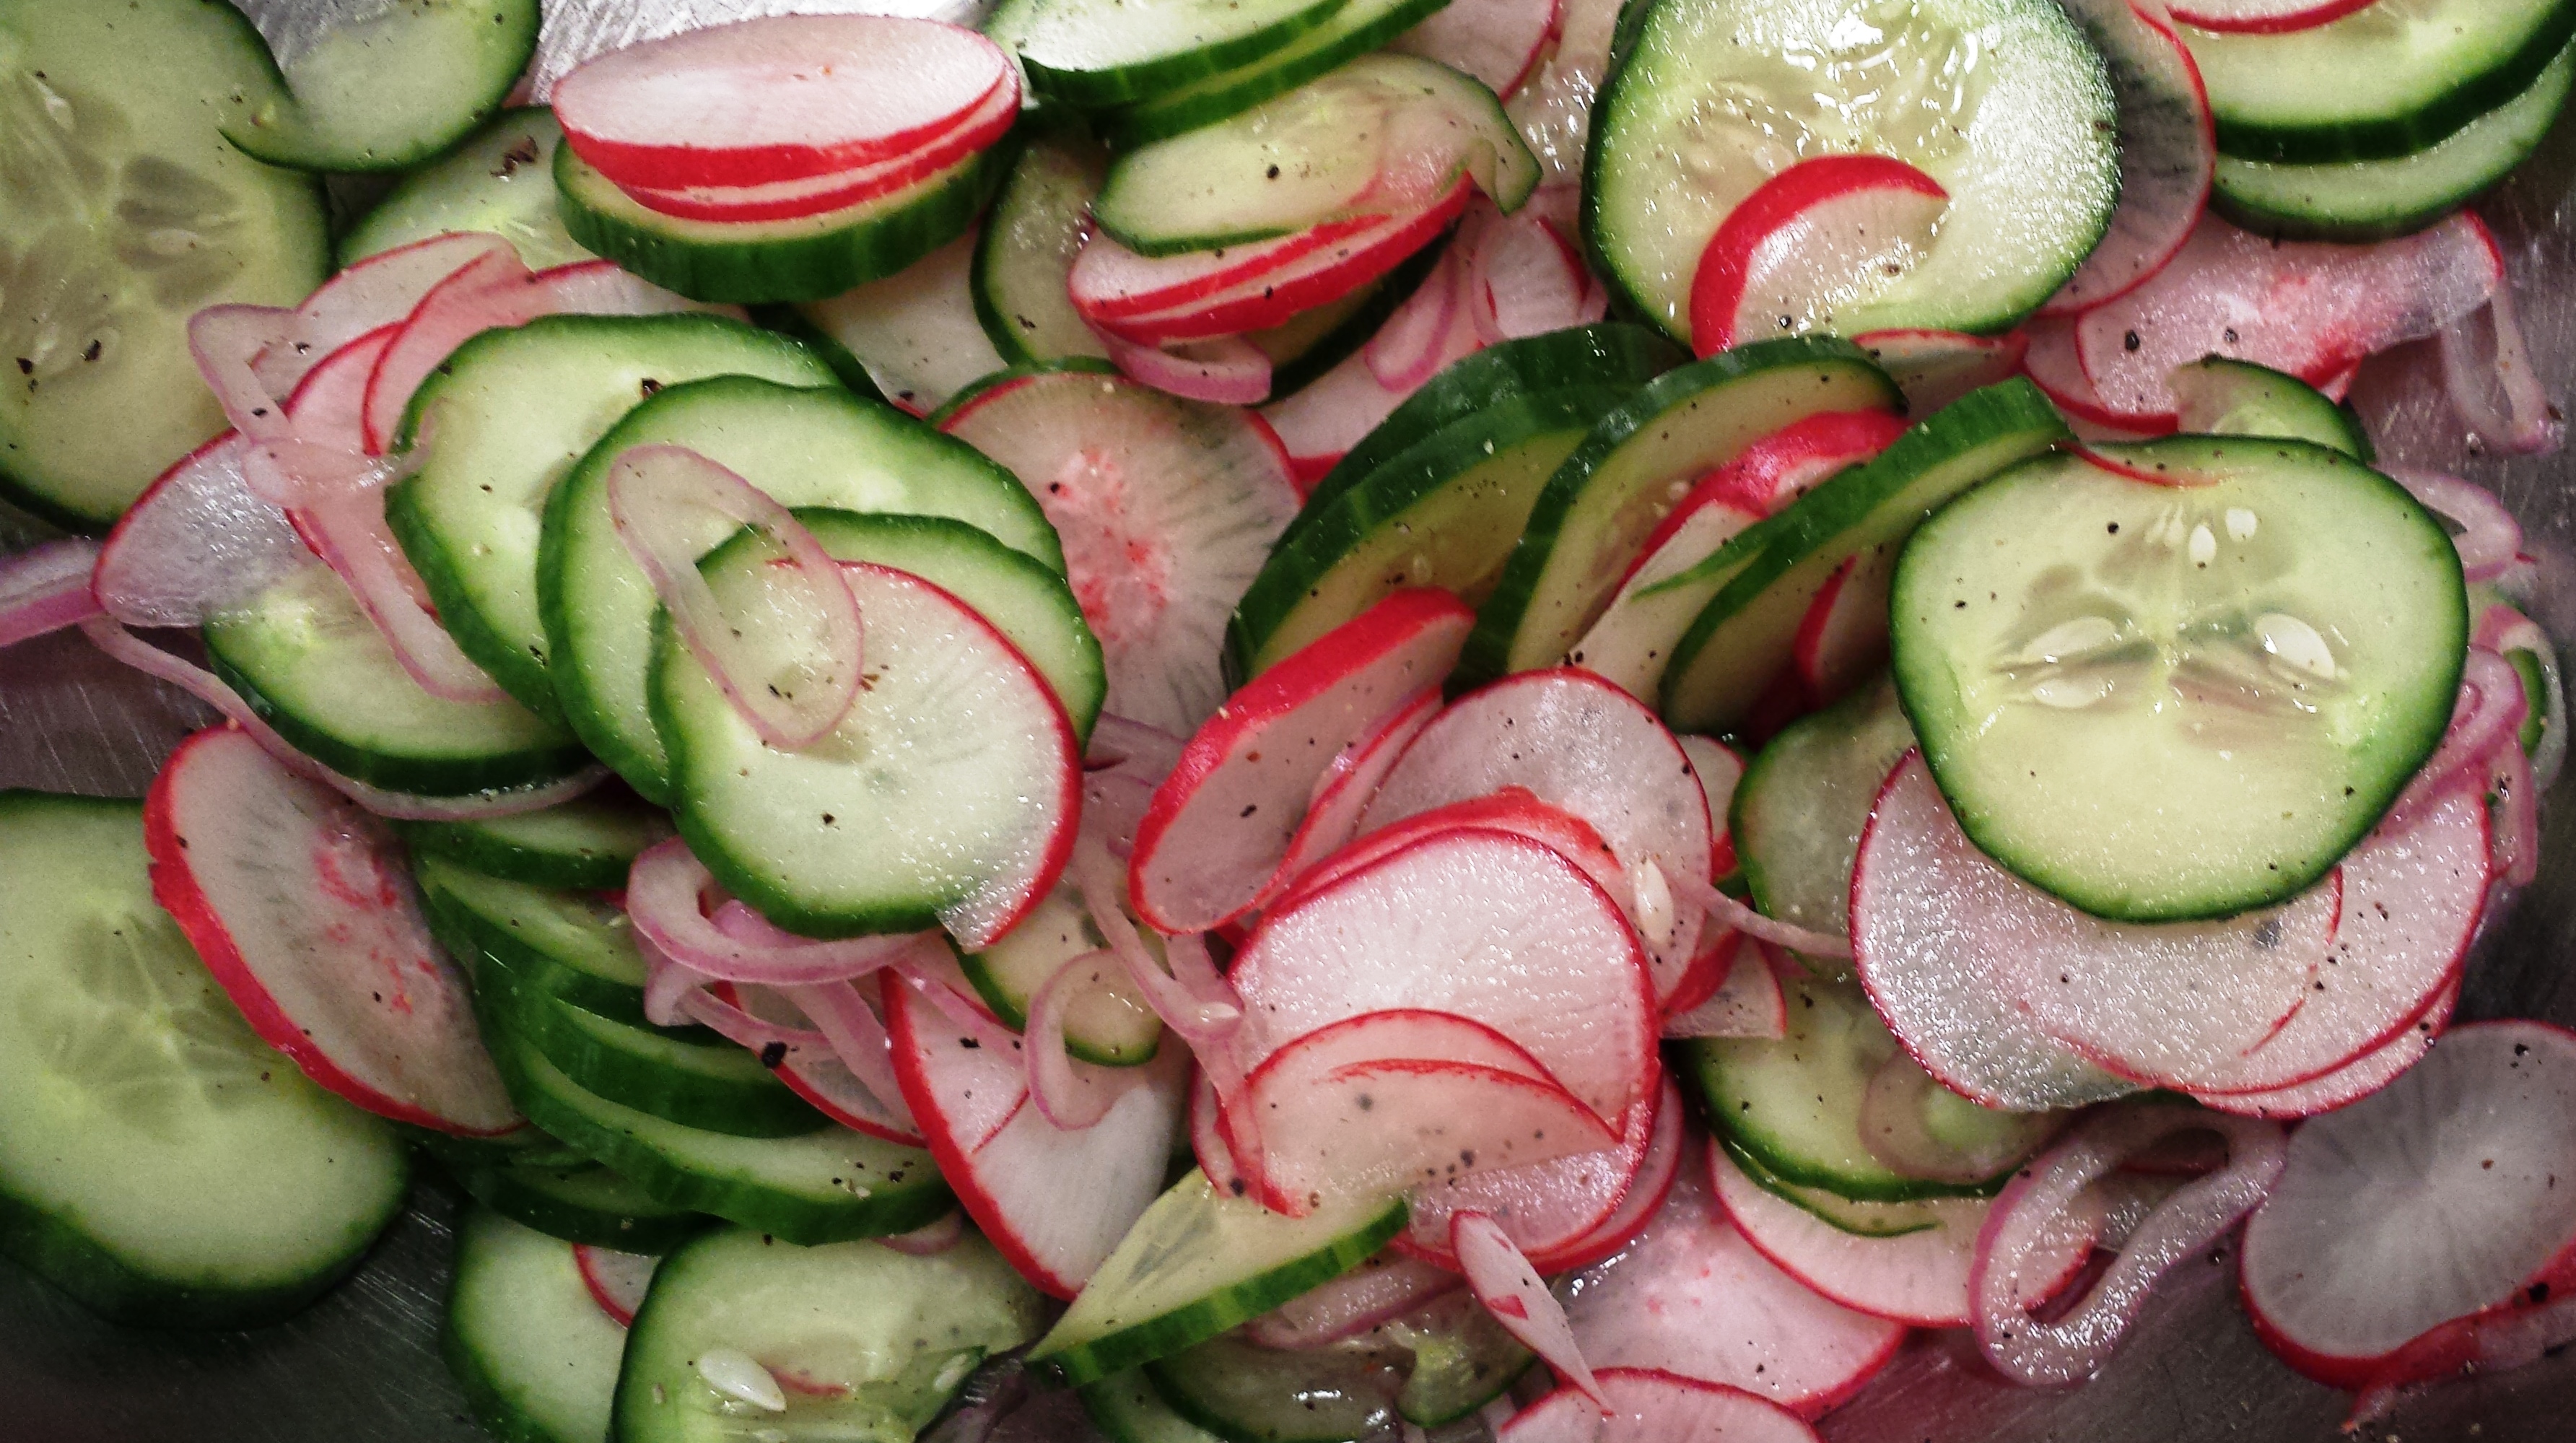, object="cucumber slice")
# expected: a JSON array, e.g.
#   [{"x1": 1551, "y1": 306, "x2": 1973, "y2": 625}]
[
  {"x1": 539, "y1": 373, "x2": 1060, "y2": 801},
  {"x1": 2169, "y1": 356, "x2": 2373, "y2": 461},
  {"x1": 2183, "y1": 0, "x2": 2576, "y2": 165},
  {"x1": 0, "y1": 792, "x2": 409, "y2": 1326},
  {"x1": 1106, "y1": 0, "x2": 1456, "y2": 147},
  {"x1": 795, "y1": 230, "x2": 1009, "y2": 415},
  {"x1": 1013, "y1": 0, "x2": 1353, "y2": 106},
  {"x1": 222, "y1": 0, "x2": 536, "y2": 173},
  {"x1": 0, "y1": 0, "x2": 328, "y2": 528},
  {"x1": 203, "y1": 562, "x2": 589, "y2": 797},
  {"x1": 416, "y1": 855, "x2": 666, "y2": 1029},
  {"x1": 554, "y1": 139, "x2": 1008, "y2": 305},
  {"x1": 398, "y1": 795, "x2": 675, "y2": 893},
  {"x1": 1464, "y1": 336, "x2": 1900, "y2": 683},
  {"x1": 2212, "y1": 43, "x2": 2576, "y2": 242},
  {"x1": 976, "y1": 134, "x2": 1114, "y2": 366},
  {"x1": 495, "y1": 1025, "x2": 953, "y2": 1244},
  {"x1": 958, "y1": 887, "x2": 1163, "y2": 1065},
  {"x1": 1028, "y1": 1171, "x2": 1409, "y2": 1387},
  {"x1": 1085, "y1": 1371, "x2": 1228, "y2": 1443},
  {"x1": 612, "y1": 1224, "x2": 1046, "y2": 1443},
  {"x1": 1657, "y1": 379, "x2": 2069, "y2": 733},
  {"x1": 1146, "y1": 1296, "x2": 1528, "y2": 1439},
  {"x1": 388, "y1": 314, "x2": 837, "y2": 717},
  {"x1": 488, "y1": 963, "x2": 825, "y2": 1140},
  {"x1": 435, "y1": 1145, "x2": 704, "y2": 1255},
  {"x1": 1586, "y1": 0, "x2": 2116, "y2": 346},
  {"x1": 1730, "y1": 678, "x2": 1915, "y2": 967},
  {"x1": 339, "y1": 107, "x2": 592, "y2": 269},
  {"x1": 1721, "y1": 1141, "x2": 1944, "y2": 1239},
  {"x1": 1095, "y1": 55, "x2": 1537, "y2": 257},
  {"x1": 444, "y1": 1207, "x2": 626, "y2": 1443},
  {"x1": 652, "y1": 554, "x2": 1078, "y2": 943},
  {"x1": 1890, "y1": 436, "x2": 2468, "y2": 921}
]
